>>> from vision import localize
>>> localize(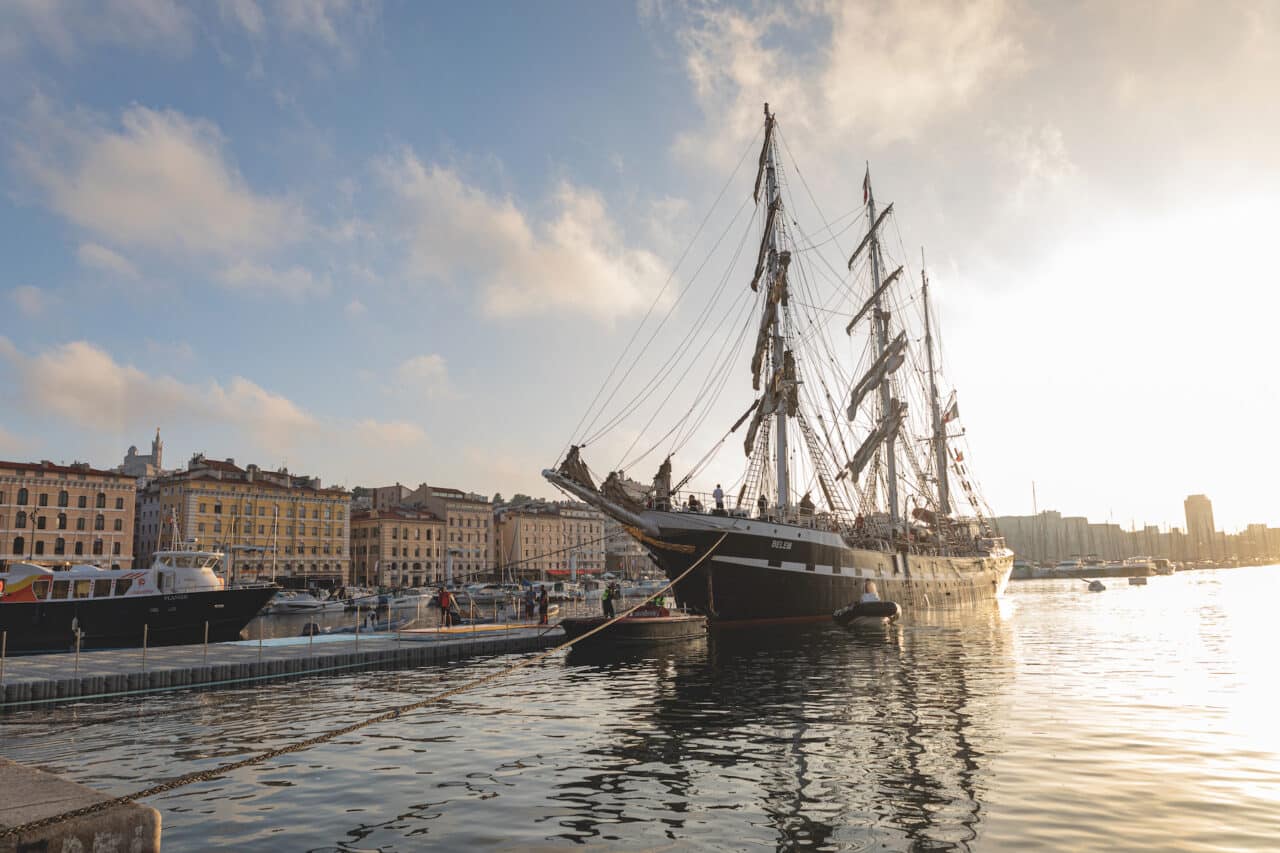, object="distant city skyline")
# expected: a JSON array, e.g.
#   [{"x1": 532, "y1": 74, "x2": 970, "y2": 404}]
[{"x1": 2, "y1": 3, "x2": 1278, "y2": 531}]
